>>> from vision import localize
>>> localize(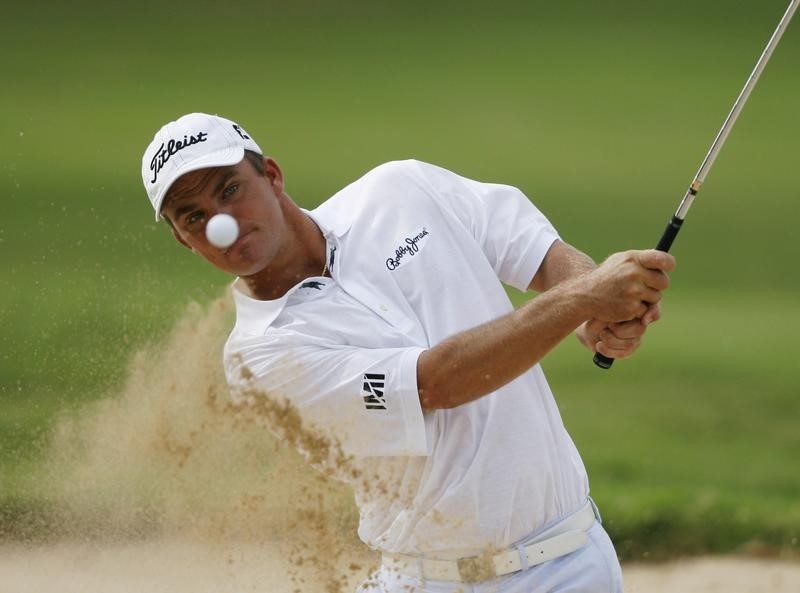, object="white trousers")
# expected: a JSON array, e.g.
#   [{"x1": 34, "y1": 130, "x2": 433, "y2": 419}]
[{"x1": 357, "y1": 521, "x2": 623, "y2": 593}]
